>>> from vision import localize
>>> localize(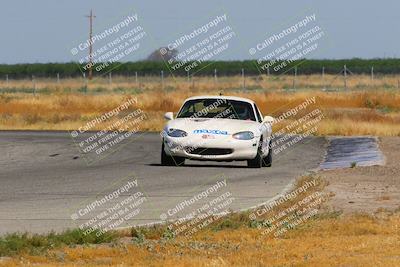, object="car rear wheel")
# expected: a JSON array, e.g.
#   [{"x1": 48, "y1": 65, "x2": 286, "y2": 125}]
[{"x1": 161, "y1": 142, "x2": 185, "y2": 166}]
